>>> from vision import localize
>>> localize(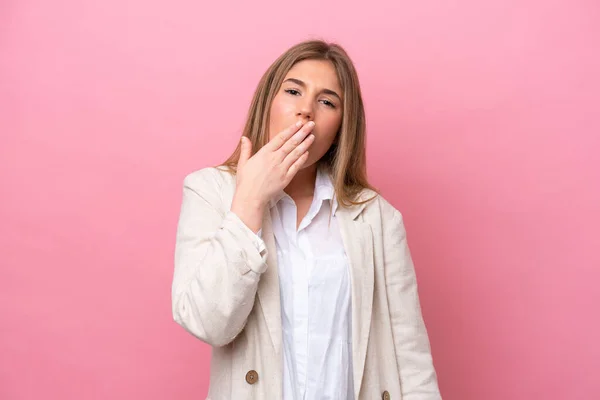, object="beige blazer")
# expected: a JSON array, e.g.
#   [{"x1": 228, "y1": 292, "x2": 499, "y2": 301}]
[{"x1": 171, "y1": 166, "x2": 442, "y2": 400}]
